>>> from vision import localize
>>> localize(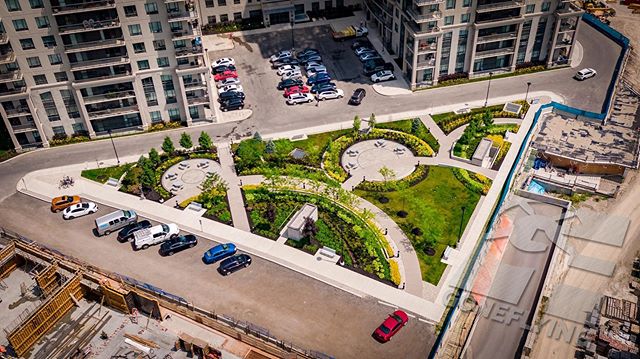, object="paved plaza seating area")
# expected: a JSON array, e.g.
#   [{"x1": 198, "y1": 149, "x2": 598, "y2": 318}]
[
  {"x1": 341, "y1": 140, "x2": 416, "y2": 181},
  {"x1": 161, "y1": 159, "x2": 221, "y2": 195}
]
